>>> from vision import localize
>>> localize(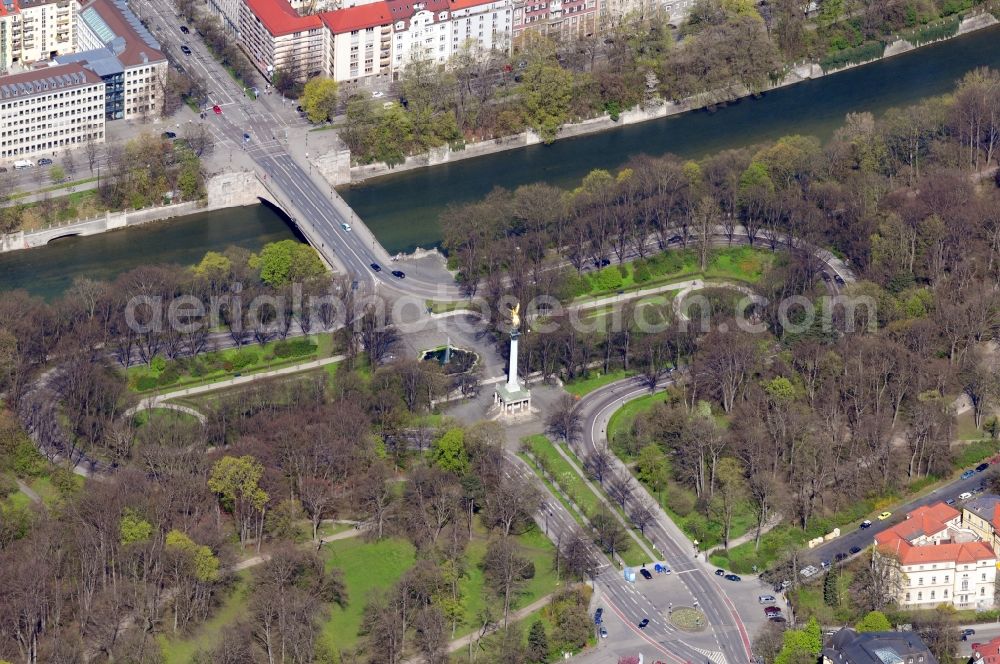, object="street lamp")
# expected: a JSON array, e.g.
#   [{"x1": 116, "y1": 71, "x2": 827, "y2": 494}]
[{"x1": 693, "y1": 539, "x2": 699, "y2": 559}]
